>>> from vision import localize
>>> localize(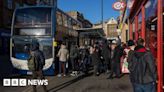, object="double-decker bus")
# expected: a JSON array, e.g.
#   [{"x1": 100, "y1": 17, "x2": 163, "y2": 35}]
[{"x1": 10, "y1": 6, "x2": 81, "y2": 75}]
